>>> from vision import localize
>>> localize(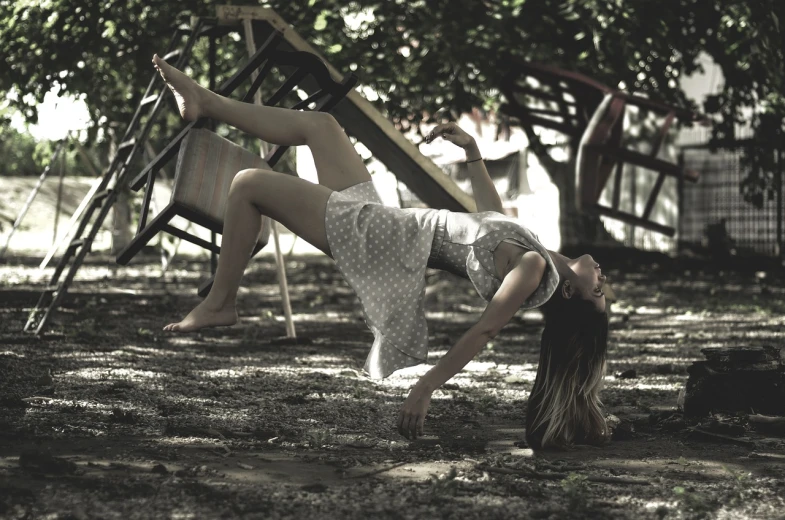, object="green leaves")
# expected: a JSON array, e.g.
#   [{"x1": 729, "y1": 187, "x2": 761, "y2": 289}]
[
  {"x1": 0, "y1": 0, "x2": 781, "y2": 199},
  {"x1": 313, "y1": 11, "x2": 328, "y2": 31}
]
